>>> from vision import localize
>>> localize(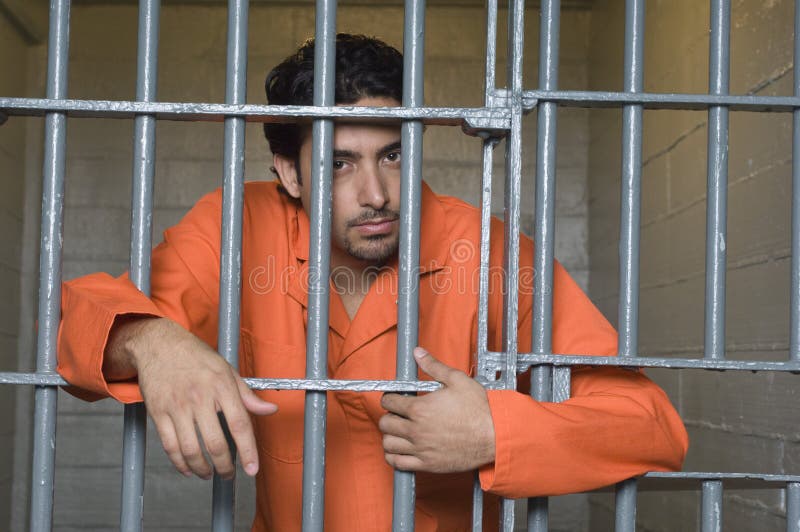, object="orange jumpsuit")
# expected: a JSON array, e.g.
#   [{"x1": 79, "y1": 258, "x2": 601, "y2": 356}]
[{"x1": 58, "y1": 181, "x2": 688, "y2": 531}]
